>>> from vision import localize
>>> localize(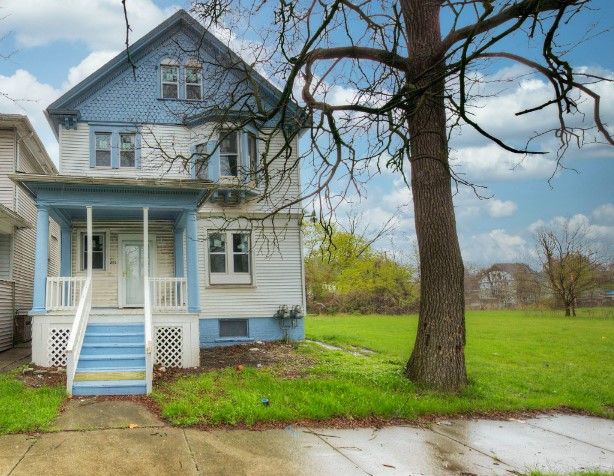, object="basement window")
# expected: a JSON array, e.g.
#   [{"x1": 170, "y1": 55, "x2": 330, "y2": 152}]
[{"x1": 219, "y1": 319, "x2": 248, "y2": 338}]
